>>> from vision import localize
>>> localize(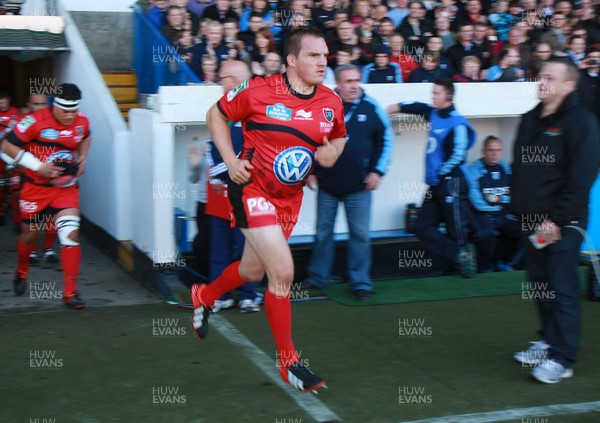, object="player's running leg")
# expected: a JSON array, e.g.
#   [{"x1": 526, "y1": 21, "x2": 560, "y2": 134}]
[
  {"x1": 15, "y1": 216, "x2": 41, "y2": 295},
  {"x1": 191, "y1": 240, "x2": 265, "y2": 339},
  {"x1": 242, "y1": 225, "x2": 327, "y2": 393},
  {"x1": 55, "y1": 208, "x2": 84, "y2": 309}
]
